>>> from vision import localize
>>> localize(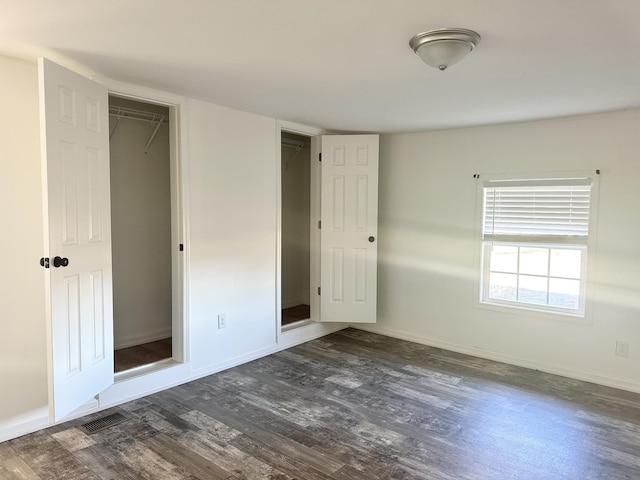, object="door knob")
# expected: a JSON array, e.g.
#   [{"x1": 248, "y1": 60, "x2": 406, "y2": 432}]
[
  {"x1": 53, "y1": 256, "x2": 69, "y2": 268},
  {"x1": 368, "y1": 236, "x2": 375, "y2": 243}
]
